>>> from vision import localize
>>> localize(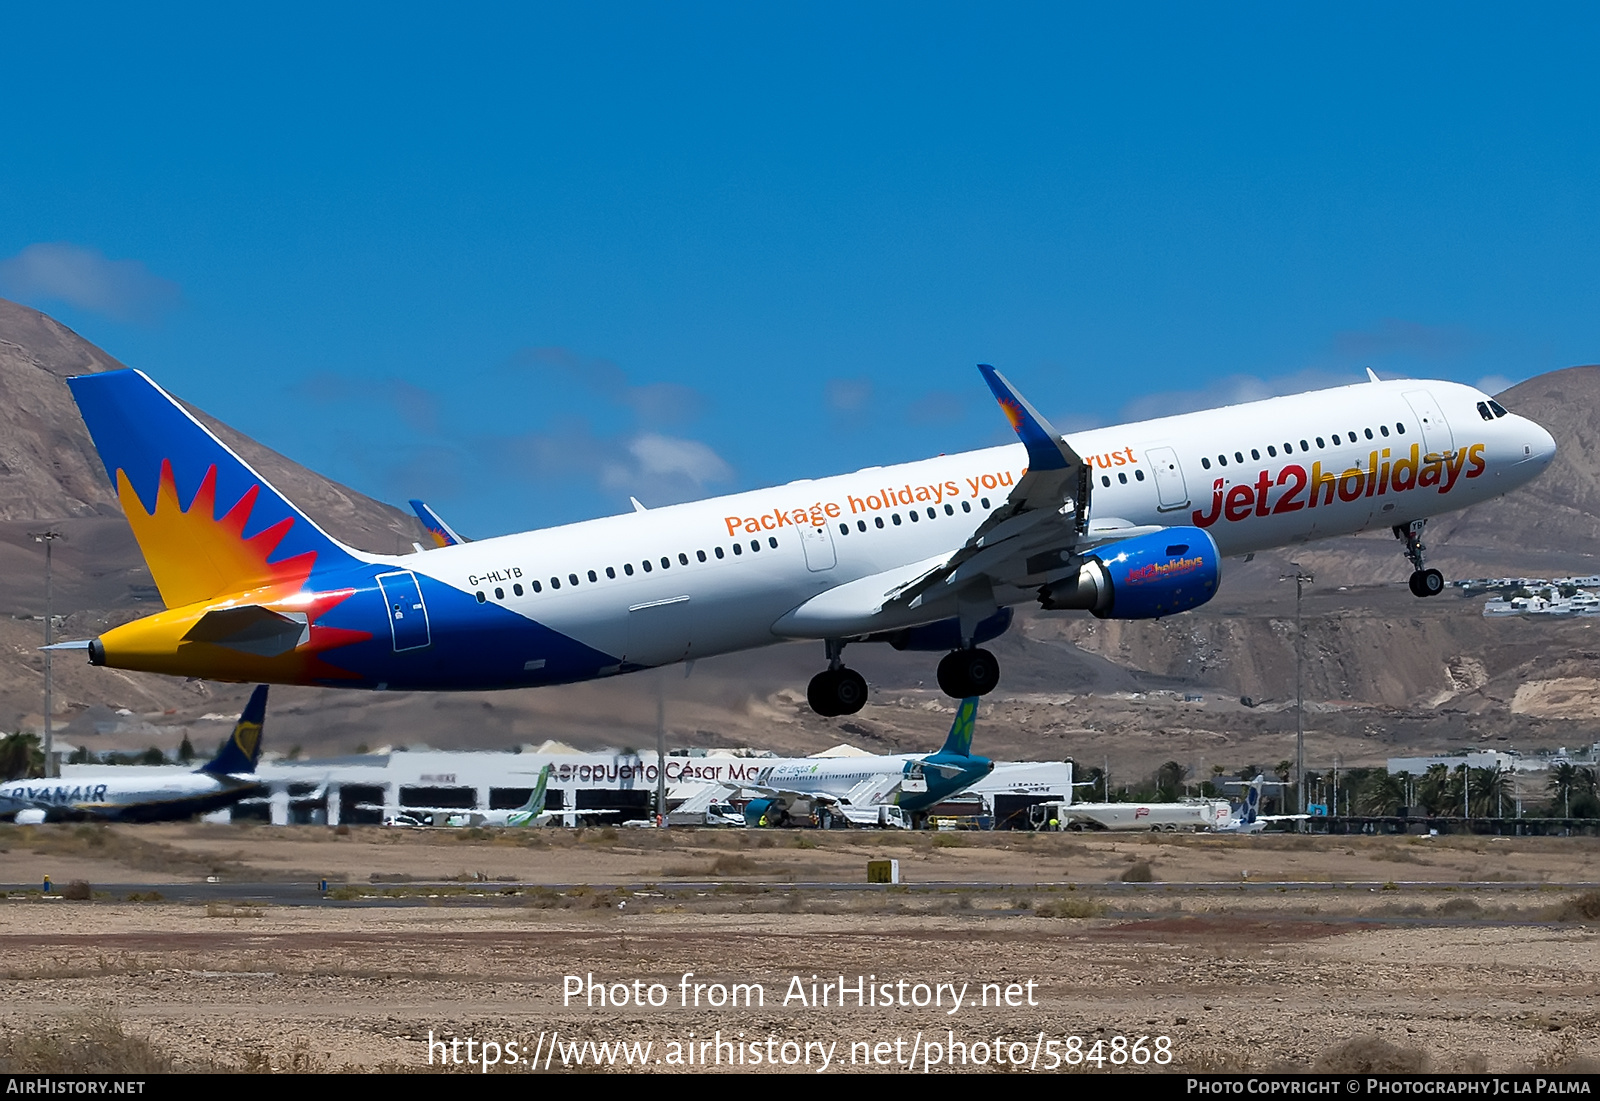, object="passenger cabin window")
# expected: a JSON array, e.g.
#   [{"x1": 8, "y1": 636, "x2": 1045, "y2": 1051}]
[
  {"x1": 531, "y1": 580, "x2": 543, "y2": 592},
  {"x1": 839, "y1": 523, "x2": 849, "y2": 535},
  {"x1": 944, "y1": 504, "x2": 954, "y2": 515},
  {"x1": 569, "y1": 573, "x2": 579, "y2": 586},
  {"x1": 475, "y1": 591, "x2": 486, "y2": 603},
  {"x1": 714, "y1": 547, "x2": 725, "y2": 559},
  {"x1": 588, "y1": 570, "x2": 598, "y2": 582},
  {"x1": 892, "y1": 513, "x2": 902, "y2": 525},
  {"x1": 550, "y1": 577, "x2": 561, "y2": 589},
  {"x1": 659, "y1": 557, "x2": 669, "y2": 569},
  {"x1": 750, "y1": 540, "x2": 760, "y2": 552},
  {"x1": 1201, "y1": 457, "x2": 1212, "y2": 469},
  {"x1": 732, "y1": 544, "x2": 742, "y2": 555},
  {"x1": 1316, "y1": 437, "x2": 1325, "y2": 448},
  {"x1": 875, "y1": 516, "x2": 884, "y2": 528},
  {"x1": 1250, "y1": 449, "x2": 1260, "y2": 461},
  {"x1": 1365, "y1": 428, "x2": 1374, "y2": 439},
  {"x1": 1117, "y1": 472, "x2": 1127, "y2": 484},
  {"x1": 768, "y1": 537, "x2": 778, "y2": 548},
  {"x1": 513, "y1": 583, "x2": 523, "y2": 596},
  {"x1": 641, "y1": 561, "x2": 652, "y2": 572},
  {"x1": 1396, "y1": 423, "x2": 1406, "y2": 434},
  {"x1": 605, "y1": 567, "x2": 616, "y2": 579},
  {"x1": 1101, "y1": 475, "x2": 1111, "y2": 487},
  {"x1": 697, "y1": 550, "x2": 706, "y2": 562},
  {"x1": 679, "y1": 553, "x2": 689, "y2": 565},
  {"x1": 981, "y1": 497, "x2": 991, "y2": 508},
  {"x1": 1135, "y1": 469, "x2": 1145, "y2": 481},
  {"x1": 1267, "y1": 446, "x2": 1277, "y2": 457},
  {"x1": 1380, "y1": 425, "x2": 1390, "y2": 437},
  {"x1": 624, "y1": 564, "x2": 634, "y2": 575}
]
